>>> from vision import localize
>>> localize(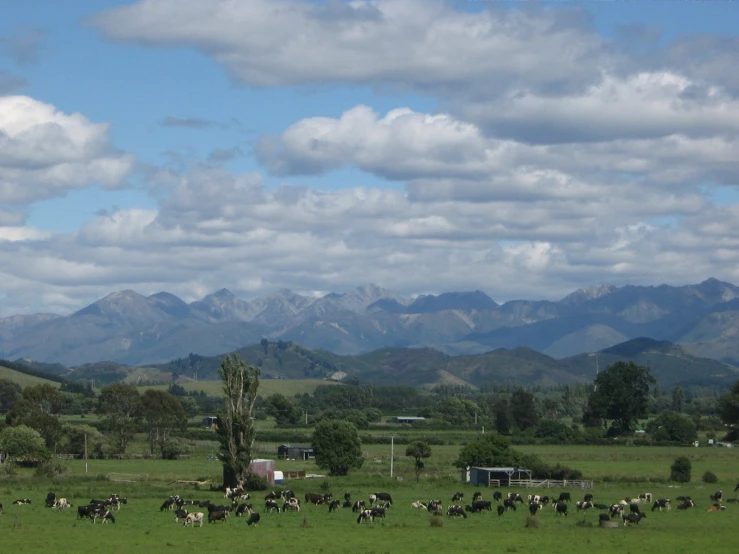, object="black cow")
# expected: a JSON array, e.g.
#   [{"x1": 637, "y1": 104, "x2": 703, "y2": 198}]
[
  {"x1": 452, "y1": 492, "x2": 464, "y2": 502},
  {"x1": 503, "y1": 499, "x2": 517, "y2": 511},
  {"x1": 328, "y1": 499, "x2": 341, "y2": 512},
  {"x1": 623, "y1": 512, "x2": 646, "y2": 526},
  {"x1": 496, "y1": 504, "x2": 505, "y2": 516},
  {"x1": 492, "y1": 491, "x2": 502, "y2": 502},
  {"x1": 174, "y1": 508, "x2": 189, "y2": 523},
  {"x1": 235, "y1": 503, "x2": 251, "y2": 516},
  {"x1": 734, "y1": 484, "x2": 739, "y2": 492},
  {"x1": 373, "y1": 492, "x2": 392, "y2": 505},
  {"x1": 677, "y1": 500, "x2": 695, "y2": 510},
  {"x1": 676, "y1": 495, "x2": 692, "y2": 502},
  {"x1": 246, "y1": 512, "x2": 260, "y2": 526},
  {"x1": 352, "y1": 500, "x2": 366, "y2": 513},
  {"x1": 651, "y1": 499, "x2": 671, "y2": 512},
  {"x1": 710, "y1": 490, "x2": 724, "y2": 502},
  {"x1": 265, "y1": 491, "x2": 282, "y2": 500},
  {"x1": 583, "y1": 493, "x2": 594, "y2": 502},
  {"x1": 471, "y1": 500, "x2": 492, "y2": 512},
  {"x1": 558, "y1": 492, "x2": 571, "y2": 503},
  {"x1": 370, "y1": 507, "x2": 386, "y2": 519},
  {"x1": 629, "y1": 502, "x2": 641, "y2": 514},
  {"x1": 77, "y1": 505, "x2": 94, "y2": 519},
  {"x1": 265, "y1": 500, "x2": 280, "y2": 513},
  {"x1": 305, "y1": 492, "x2": 330, "y2": 505},
  {"x1": 447, "y1": 505, "x2": 467, "y2": 518},
  {"x1": 473, "y1": 492, "x2": 483, "y2": 502},
  {"x1": 554, "y1": 502, "x2": 568, "y2": 516},
  {"x1": 529, "y1": 502, "x2": 542, "y2": 515},
  {"x1": 160, "y1": 498, "x2": 175, "y2": 512},
  {"x1": 599, "y1": 513, "x2": 610, "y2": 523},
  {"x1": 427, "y1": 500, "x2": 443, "y2": 515},
  {"x1": 13, "y1": 499, "x2": 31, "y2": 505},
  {"x1": 208, "y1": 503, "x2": 233, "y2": 513},
  {"x1": 208, "y1": 510, "x2": 229, "y2": 523},
  {"x1": 45, "y1": 492, "x2": 56, "y2": 508},
  {"x1": 576, "y1": 501, "x2": 594, "y2": 512},
  {"x1": 344, "y1": 492, "x2": 351, "y2": 502},
  {"x1": 541, "y1": 495, "x2": 550, "y2": 506}
]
